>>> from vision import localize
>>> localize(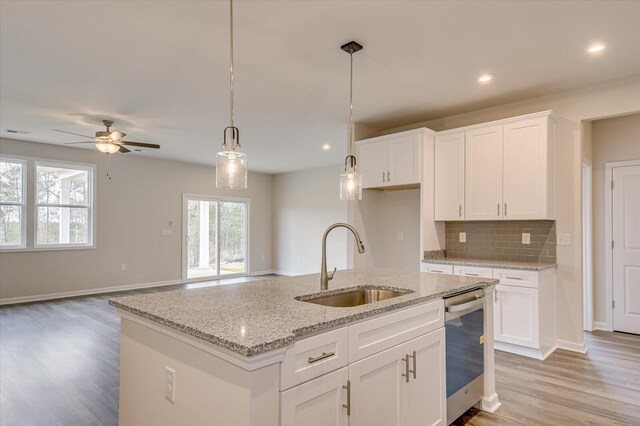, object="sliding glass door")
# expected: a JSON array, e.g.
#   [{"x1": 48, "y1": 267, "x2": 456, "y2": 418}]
[{"x1": 184, "y1": 196, "x2": 248, "y2": 280}]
